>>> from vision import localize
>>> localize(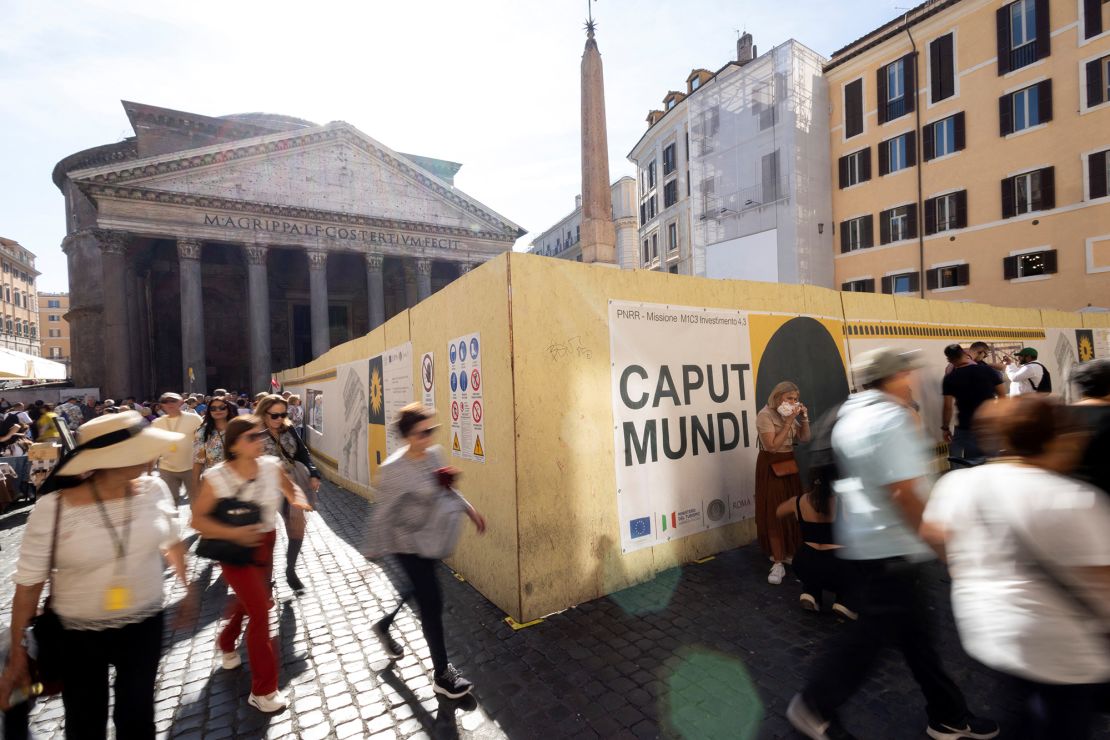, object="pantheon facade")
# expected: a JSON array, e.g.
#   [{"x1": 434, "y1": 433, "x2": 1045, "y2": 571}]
[{"x1": 54, "y1": 101, "x2": 524, "y2": 398}]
